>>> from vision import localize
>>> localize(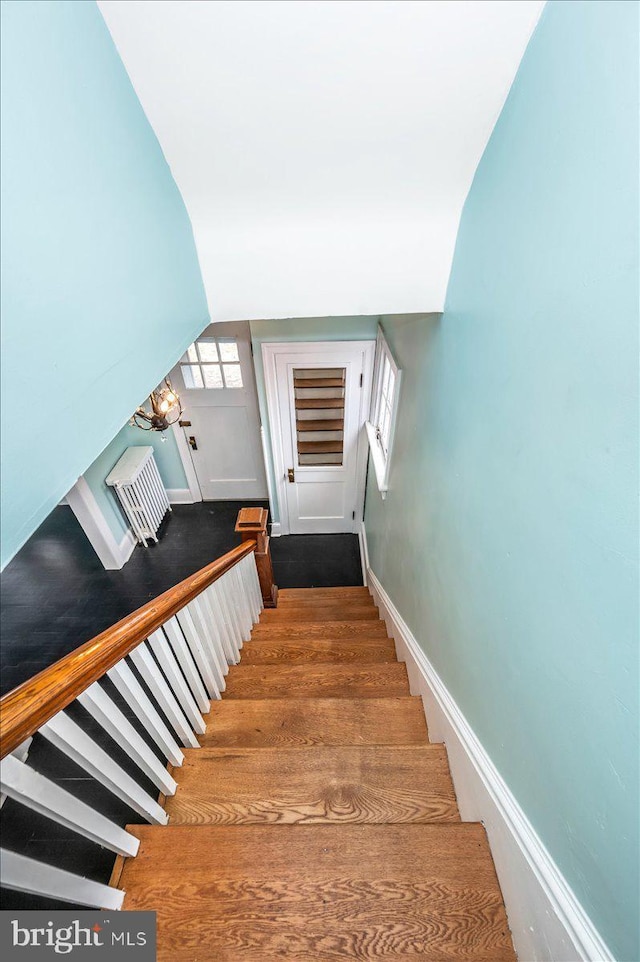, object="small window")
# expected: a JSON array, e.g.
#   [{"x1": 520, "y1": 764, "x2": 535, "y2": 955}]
[
  {"x1": 180, "y1": 337, "x2": 243, "y2": 389},
  {"x1": 366, "y1": 327, "x2": 401, "y2": 498}
]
